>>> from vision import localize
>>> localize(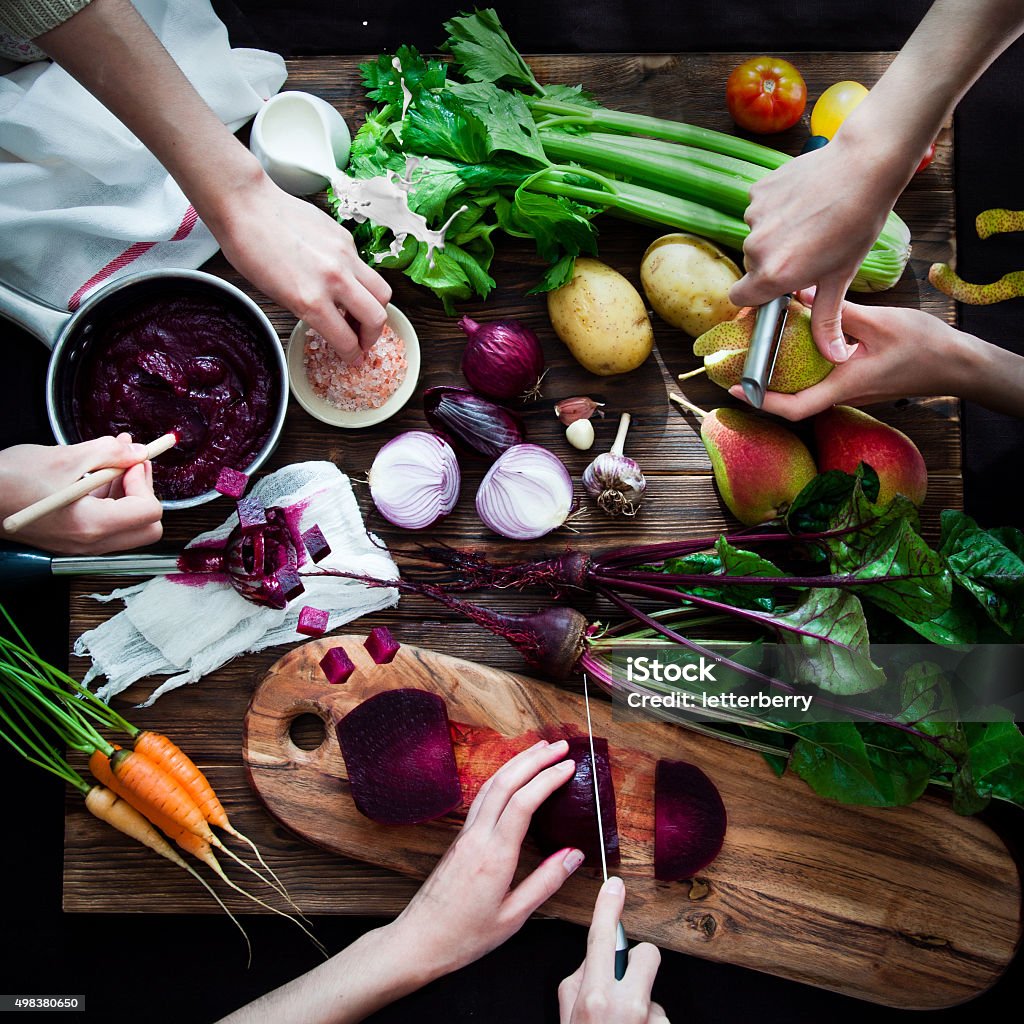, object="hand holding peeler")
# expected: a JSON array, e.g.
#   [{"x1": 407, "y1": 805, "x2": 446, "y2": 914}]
[
  {"x1": 741, "y1": 294, "x2": 791, "y2": 409},
  {"x1": 582, "y1": 673, "x2": 629, "y2": 980}
]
